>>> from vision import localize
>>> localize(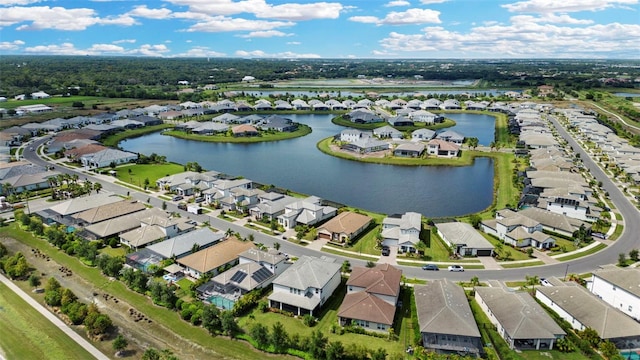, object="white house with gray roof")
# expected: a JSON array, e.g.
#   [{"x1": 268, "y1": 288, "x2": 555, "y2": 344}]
[
  {"x1": 277, "y1": 196, "x2": 337, "y2": 230},
  {"x1": 536, "y1": 282, "x2": 640, "y2": 349},
  {"x1": 589, "y1": 267, "x2": 640, "y2": 322},
  {"x1": 145, "y1": 227, "x2": 224, "y2": 259},
  {"x1": 475, "y1": 286, "x2": 565, "y2": 350},
  {"x1": 381, "y1": 212, "x2": 422, "y2": 253},
  {"x1": 268, "y1": 256, "x2": 341, "y2": 316},
  {"x1": 415, "y1": 280, "x2": 482, "y2": 355},
  {"x1": 80, "y1": 148, "x2": 137, "y2": 169},
  {"x1": 436, "y1": 222, "x2": 494, "y2": 257}
]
